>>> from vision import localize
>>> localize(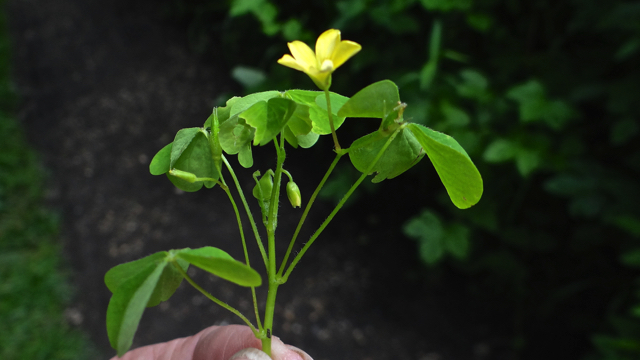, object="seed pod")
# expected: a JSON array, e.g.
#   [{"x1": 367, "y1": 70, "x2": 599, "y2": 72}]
[{"x1": 286, "y1": 181, "x2": 302, "y2": 208}]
